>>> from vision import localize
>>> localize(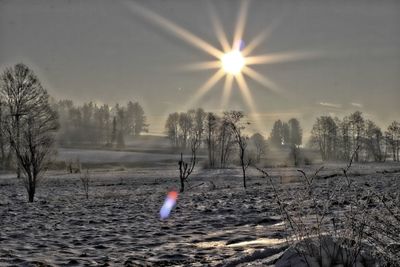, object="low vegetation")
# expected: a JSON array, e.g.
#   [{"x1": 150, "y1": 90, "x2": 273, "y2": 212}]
[
  {"x1": 80, "y1": 169, "x2": 90, "y2": 199},
  {"x1": 256, "y1": 148, "x2": 400, "y2": 266}
]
